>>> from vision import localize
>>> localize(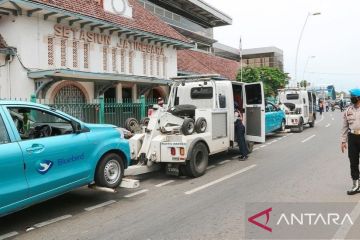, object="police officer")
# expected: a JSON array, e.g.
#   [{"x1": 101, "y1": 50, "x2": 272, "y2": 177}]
[{"x1": 341, "y1": 89, "x2": 360, "y2": 195}]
